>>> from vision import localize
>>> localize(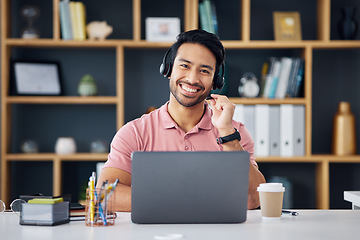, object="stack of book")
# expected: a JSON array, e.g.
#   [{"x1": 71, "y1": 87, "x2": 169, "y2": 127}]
[
  {"x1": 59, "y1": 0, "x2": 87, "y2": 40},
  {"x1": 199, "y1": 0, "x2": 218, "y2": 35},
  {"x1": 260, "y1": 57, "x2": 304, "y2": 98}
]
